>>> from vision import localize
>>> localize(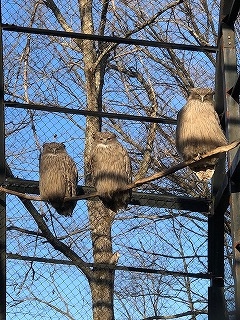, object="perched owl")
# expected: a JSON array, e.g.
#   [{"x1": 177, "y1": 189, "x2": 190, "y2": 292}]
[
  {"x1": 39, "y1": 142, "x2": 78, "y2": 216},
  {"x1": 88, "y1": 132, "x2": 132, "y2": 212},
  {"x1": 176, "y1": 88, "x2": 228, "y2": 180}
]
